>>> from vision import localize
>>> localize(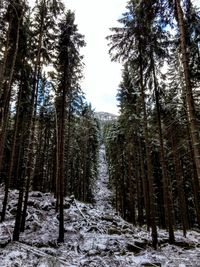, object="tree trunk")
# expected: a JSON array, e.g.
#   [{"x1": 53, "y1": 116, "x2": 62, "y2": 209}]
[
  {"x1": 186, "y1": 120, "x2": 200, "y2": 226},
  {"x1": 12, "y1": 13, "x2": 45, "y2": 237},
  {"x1": 1, "y1": 78, "x2": 23, "y2": 222},
  {"x1": 55, "y1": 108, "x2": 60, "y2": 212},
  {"x1": 0, "y1": 14, "x2": 21, "y2": 173},
  {"x1": 175, "y1": 0, "x2": 200, "y2": 188},
  {"x1": 138, "y1": 137, "x2": 150, "y2": 229},
  {"x1": 18, "y1": 12, "x2": 46, "y2": 233},
  {"x1": 139, "y1": 46, "x2": 158, "y2": 249},
  {"x1": 152, "y1": 54, "x2": 175, "y2": 243},
  {"x1": 136, "y1": 139, "x2": 144, "y2": 226},
  {"x1": 0, "y1": 7, "x2": 24, "y2": 216},
  {"x1": 0, "y1": 19, "x2": 11, "y2": 100},
  {"x1": 13, "y1": 174, "x2": 25, "y2": 241},
  {"x1": 171, "y1": 133, "x2": 189, "y2": 237},
  {"x1": 57, "y1": 91, "x2": 65, "y2": 243}
]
